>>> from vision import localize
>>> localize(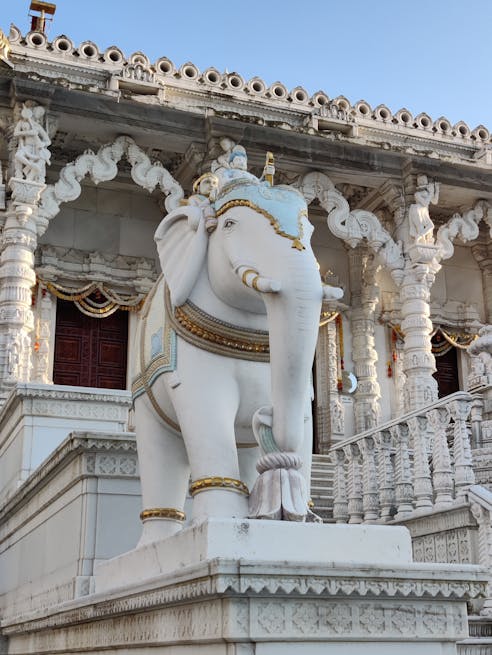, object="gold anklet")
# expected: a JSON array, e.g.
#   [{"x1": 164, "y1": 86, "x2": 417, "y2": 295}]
[
  {"x1": 189, "y1": 476, "x2": 249, "y2": 497},
  {"x1": 140, "y1": 508, "x2": 186, "y2": 522}
]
